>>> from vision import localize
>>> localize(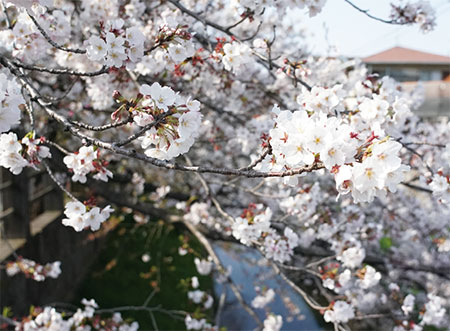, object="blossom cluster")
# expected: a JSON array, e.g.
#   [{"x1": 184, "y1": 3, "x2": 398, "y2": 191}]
[
  {"x1": 219, "y1": 41, "x2": 253, "y2": 74},
  {"x1": 0, "y1": 132, "x2": 51, "y2": 175},
  {"x1": 421, "y1": 294, "x2": 446, "y2": 326},
  {"x1": 188, "y1": 290, "x2": 214, "y2": 310},
  {"x1": 323, "y1": 301, "x2": 355, "y2": 323},
  {"x1": 428, "y1": 172, "x2": 450, "y2": 204},
  {"x1": 136, "y1": 83, "x2": 202, "y2": 160},
  {"x1": 335, "y1": 140, "x2": 409, "y2": 203},
  {"x1": 232, "y1": 204, "x2": 271, "y2": 246},
  {"x1": 269, "y1": 104, "x2": 409, "y2": 203},
  {"x1": 263, "y1": 314, "x2": 283, "y2": 331},
  {"x1": 0, "y1": 71, "x2": 23, "y2": 133},
  {"x1": 390, "y1": 1, "x2": 436, "y2": 32},
  {"x1": 251, "y1": 287, "x2": 275, "y2": 309},
  {"x1": 17, "y1": 299, "x2": 139, "y2": 331},
  {"x1": 230, "y1": 0, "x2": 326, "y2": 17},
  {"x1": 157, "y1": 24, "x2": 197, "y2": 64},
  {"x1": 185, "y1": 315, "x2": 215, "y2": 330},
  {"x1": 2, "y1": 6, "x2": 73, "y2": 61},
  {"x1": 296, "y1": 0, "x2": 327, "y2": 17},
  {"x1": 232, "y1": 204, "x2": 300, "y2": 263},
  {"x1": 194, "y1": 257, "x2": 213, "y2": 276},
  {"x1": 85, "y1": 19, "x2": 145, "y2": 68},
  {"x1": 183, "y1": 257, "x2": 215, "y2": 330},
  {"x1": 6, "y1": 257, "x2": 61, "y2": 281},
  {"x1": 63, "y1": 146, "x2": 112, "y2": 183},
  {"x1": 182, "y1": 202, "x2": 219, "y2": 229},
  {"x1": 61, "y1": 201, "x2": 113, "y2": 232}
]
